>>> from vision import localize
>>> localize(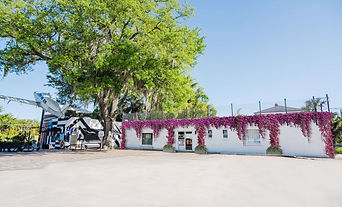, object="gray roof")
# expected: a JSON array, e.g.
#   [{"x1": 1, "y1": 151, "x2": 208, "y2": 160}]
[{"x1": 255, "y1": 104, "x2": 303, "y2": 114}]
